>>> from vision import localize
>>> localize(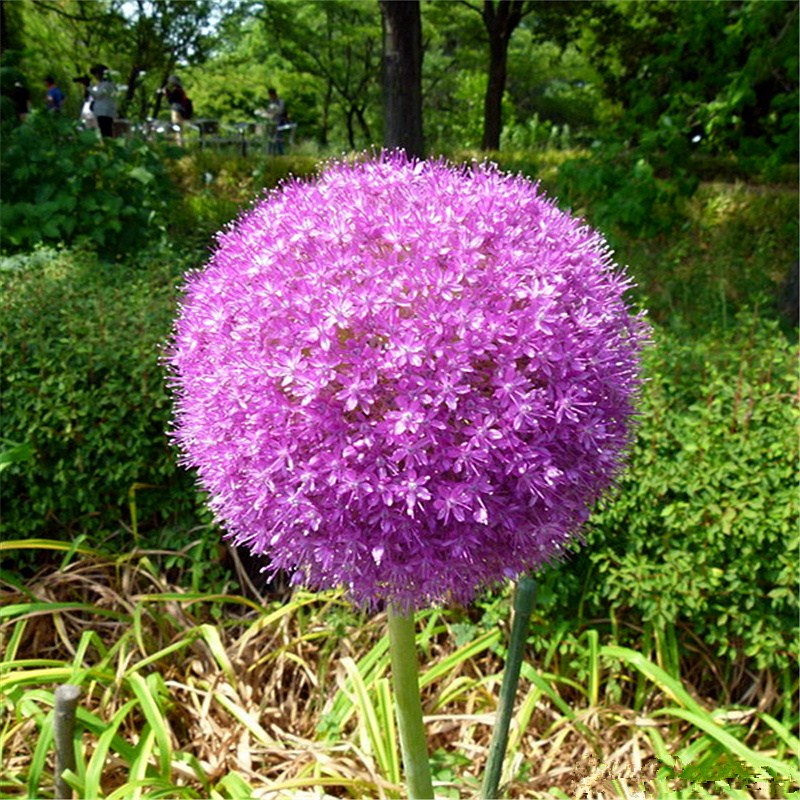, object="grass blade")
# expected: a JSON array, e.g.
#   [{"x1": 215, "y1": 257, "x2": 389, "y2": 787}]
[
  {"x1": 233, "y1": 591, "x2": 327, "y2": 653},
  {"x1": 83, "y1": 698, "x2": 139, "y2": 799},
  {"x1": 341, "y1": 656, "x2": 399, "y2": 790},
  {"x1": 0, "y1": 538, "x2": 103, "y2": 557},
  {"x1": 197, "y1": 623, "x2": 236, "y2": 683},
  {"x1": 128, "y1": 725, "x2": 157, "y2": 800},
  {"x1": 213, "y1": 691, "x2": 273, "y2": 747},
  {"x1": 0, "y1": 601, "x2": 127, "y2": 622},
  {"x1": 507, "y1": 683, "x2": 542, "y2": 755},
  {"x1": 759, "y1": 711, "x2": 800, "y2": 753},
  {"x1": 419, "y1": 628, "x2": 501, "y2": 689},
  {"x1": 106, "y1": 778, "x2": 180, "y2": 800},
  {"x1": 212, "y1": 771, "x2": 256, "y2": 799},
  {"x1": 27, "y1": 708, "x2": 54, "y2": 799},
  {"x1": 137, "y1": 591, "x2": 264, "y2": 614},
  {"x1": 375, "y1": 676, "x2": 401, "y2": 788},
  {"x1": 651, "y1": 706, "x2": 800, "y2": 782},
  {"x1": 600, "y1": 644, "x2": 706, "y2": 715},
  {"x1": 519, "y1": 663, "x2": 596, "y2": 744},
  {"x1": 641, "y1": 725, "x2": 676, "y2": 769},
  {"x1": 1, "y1": 619, "x2": 28, "y2": 664},
  {"x1": 75, "y1": 706, "x2": 138, "y2": 763},
  {"x1": 1, "y1": 667, "x2": 83, "y2": 692},
  {"x1": 126, "y1": 672, "x2": 173, "y2": 777},
  {"x1": 126, "y1": 637, "x2": 196, "y2": 675},
  {"x1": 584, "y1": 629, "x2": 599, "y2": 707},
  {"x1": 325, "y1": 635, "x2": 392, "y2": 731}
]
